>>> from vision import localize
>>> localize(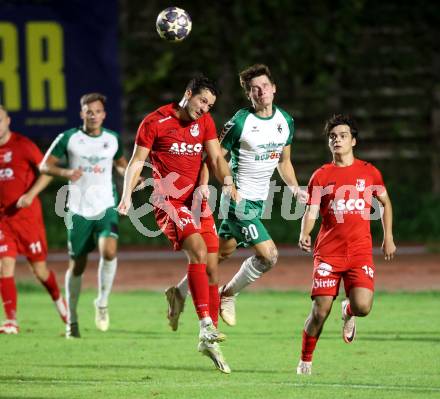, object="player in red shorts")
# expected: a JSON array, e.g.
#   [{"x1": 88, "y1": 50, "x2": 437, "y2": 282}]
[
  {"x1": 118, "y1": 76, "x2": 238, "y2": 373},
  {"x1": 0, "y1": 106, "x2": 67, "y2": 334},
  {"x1": 296, "y1": 114, "x2": 396, "y2": 375}
]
